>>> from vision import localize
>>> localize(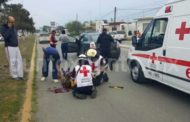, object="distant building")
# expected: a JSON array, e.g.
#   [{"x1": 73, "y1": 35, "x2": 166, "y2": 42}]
[
  {"x1": 104, "y1": 22, "x2": 126, "y2": 32},
  {"x1": 96, "y1": 21, "x2": 128, "y2": 32},
  {"x1": 120, "y1": 22, "x2": 136, "y2": 38},
  {"x1": 96, "y1": 17, "x2": 153, "y2": 38},
  {"x1": 135, "y1": 17, "x2": 153, "y2": 34},
  {"x1": 84, "y1": 21, "x2": 96, "y2": 32},
  {"x1": 96, "y1": 20, "x2": 108, "y2": 33}
]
